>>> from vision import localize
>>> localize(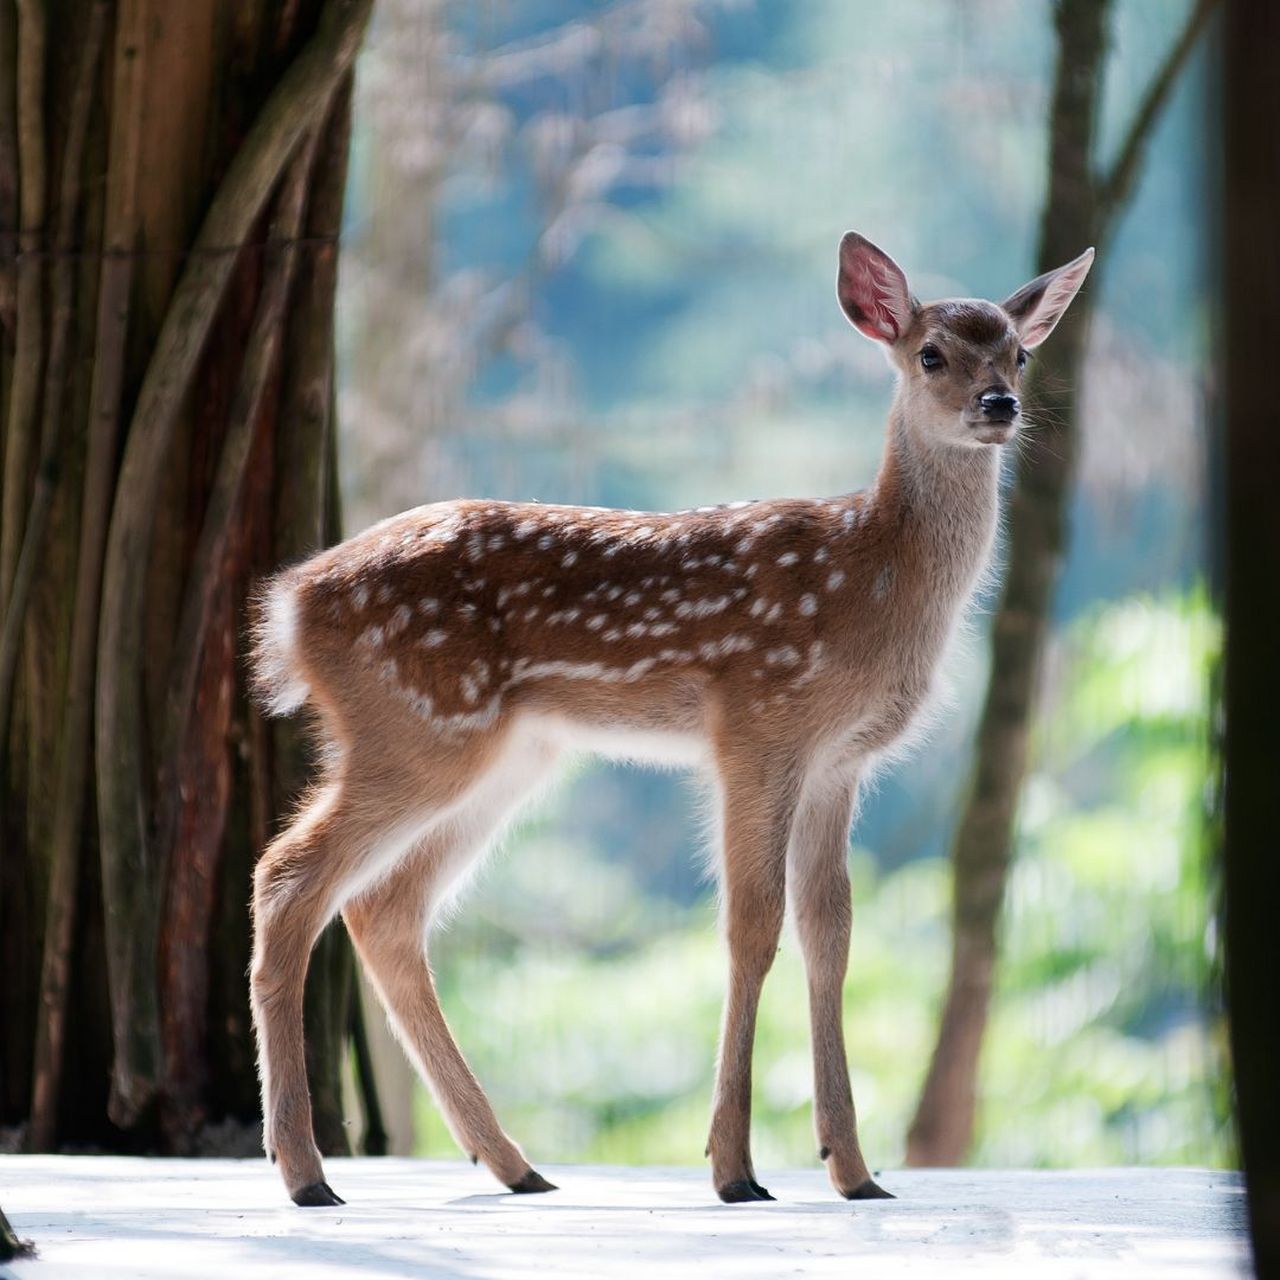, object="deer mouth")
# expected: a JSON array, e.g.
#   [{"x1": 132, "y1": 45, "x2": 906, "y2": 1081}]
[{"x1": 967, "y1": 420, "x2": 1017, "y2": 445}]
